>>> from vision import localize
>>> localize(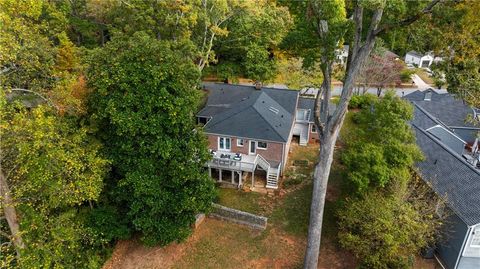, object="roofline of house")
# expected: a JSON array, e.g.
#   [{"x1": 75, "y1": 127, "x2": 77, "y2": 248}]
[
  {"x1": 413, "y1": 124, "x2": 480, "y2": 226},
  {"x1": 413, "y1": 102, "x2": 451, "y2": 130},
  {"x1": 203, "y1": 131, "x2": 288, "y2": 144},
  {"x1": 450, "y1": 126, "x2": 480, "y2": 131}
]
